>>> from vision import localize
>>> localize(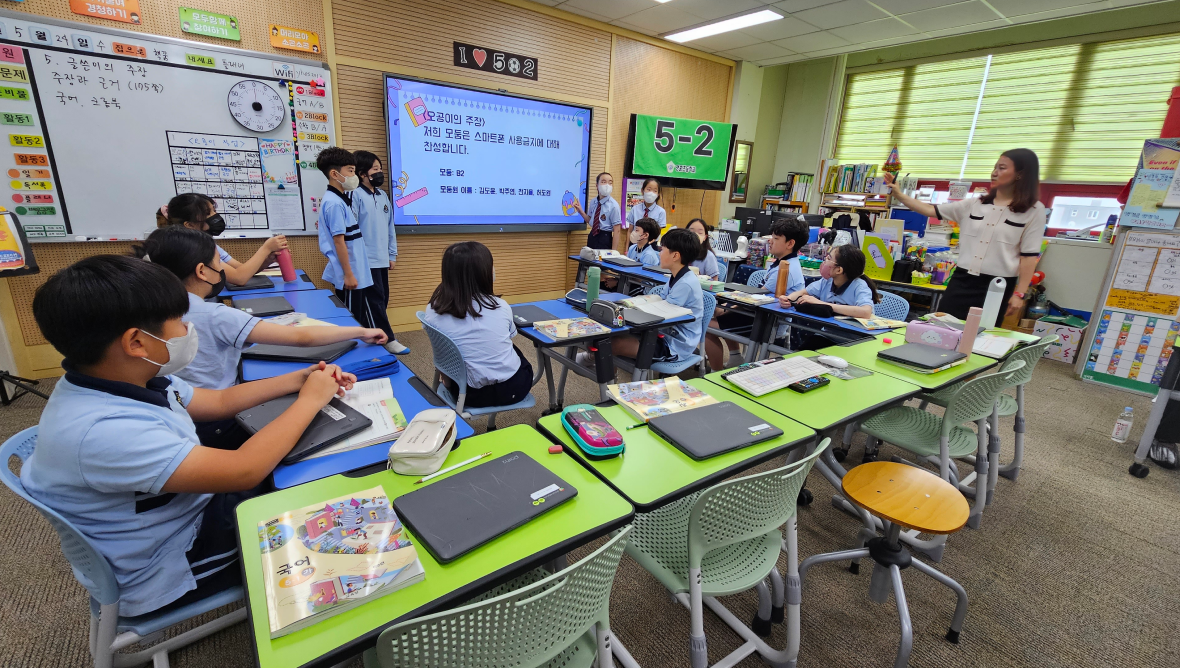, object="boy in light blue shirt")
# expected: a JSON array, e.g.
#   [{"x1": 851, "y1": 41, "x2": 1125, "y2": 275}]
[
  {"x1": 351, "y1": 150, "x2": 408, "y2": 355},
  {"x1": 627, "y1": 217, "x2": 663, "y2": 267},
  {"x1": 22, "y1": 255, "x2": 354, "y2": 616},
  {"x1": 612, "y1": 228, "x2": 706, "y2": 364}
]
